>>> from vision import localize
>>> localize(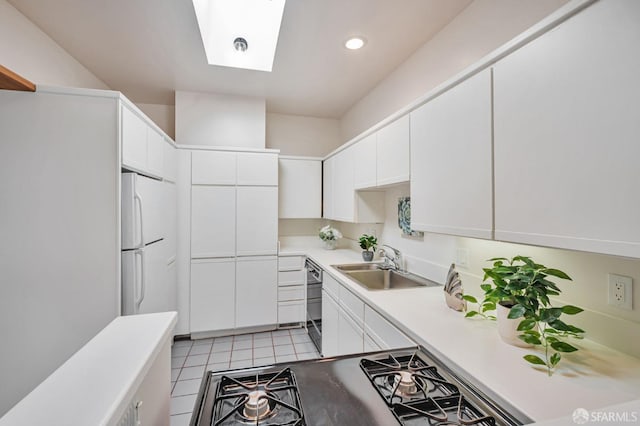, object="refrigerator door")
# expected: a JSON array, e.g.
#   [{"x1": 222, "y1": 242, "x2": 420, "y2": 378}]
[
  {"x1": 122, "y1": 240, "x2": 168, "y2": 315},
  {"x1": 122, "y1": 173, "x2": 164, "y2": 250}
]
